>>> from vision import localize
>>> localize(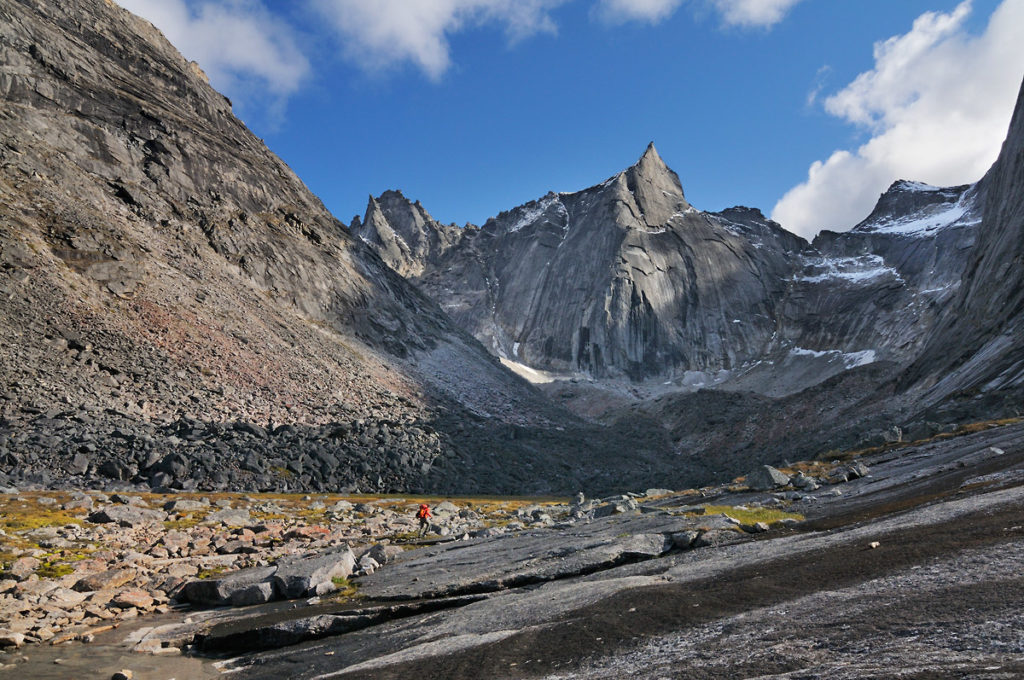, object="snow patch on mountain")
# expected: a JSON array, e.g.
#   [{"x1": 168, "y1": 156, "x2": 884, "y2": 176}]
[
  {"x1": 855, "y1": 185, "x2": 980, "y2": 237},
  {"x1": 508, "y1": 195, "x2": 567, "y2": 233},
  {"x1": 789, "y1": 347, "x2": 877, "y2": 369},
  {"x1": 795, "y1": 255, "x2": 903, "y2": 284}
]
